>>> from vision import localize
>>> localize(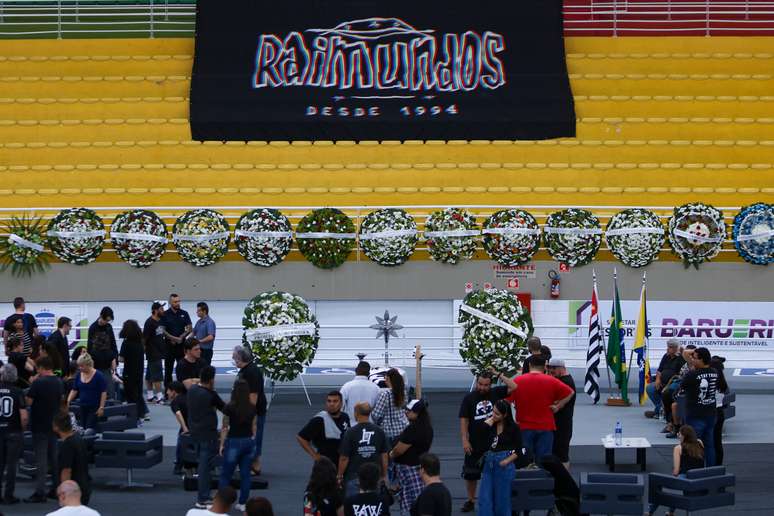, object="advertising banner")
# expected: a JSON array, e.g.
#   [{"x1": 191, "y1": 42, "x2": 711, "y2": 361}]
[{"x1": 190, "y1": 0, "x2": 576, "y2": 141}]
